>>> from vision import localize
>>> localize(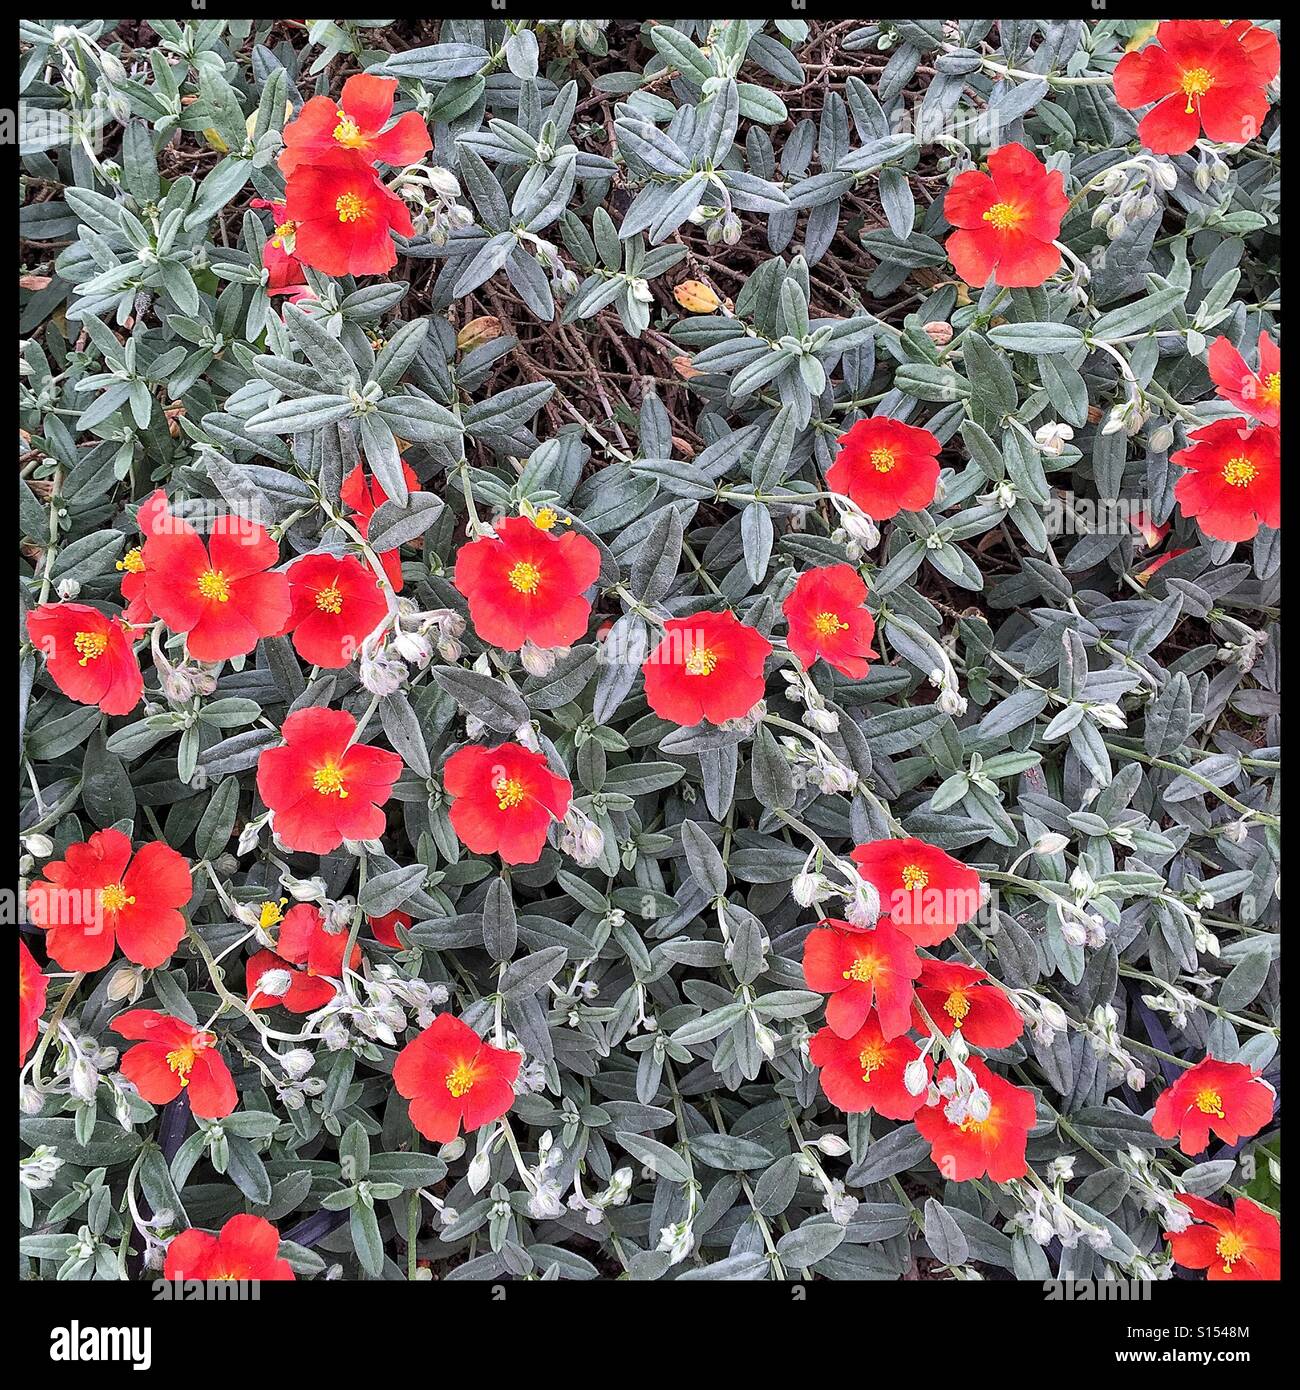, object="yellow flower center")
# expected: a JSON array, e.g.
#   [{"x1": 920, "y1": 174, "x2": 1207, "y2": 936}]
[
  {"x1": 198, "y1": 569, "x2": 230, "y2": 602},
  {"x1": 100, "y1": 884, "x2": 134, "y2": 913},
  {"x1": 684, "y1": 646, "x2": 718, "y2": 676},
  {"x1": 900, "y1": 863, "x2": 930, "y2": 890},
  {"x1": 495, "y1": 777, "x2": 526, "y2": 810},
  {"x1": 982, "y1": 201, "x2": 1024, "y2": 231},
  {"x1": 1262, "y1": 371, "x2": 1280, "y2": 406},
  {"x1": 1221, "y1": 455, "x2": 1257, "y2": 488},
  {"x1": 270, "y1": 220, "x2": 296, "y2": 249},
  {"x1": 1215, "y1": 1231, "x2": 1246, "y2": 1274},
  {"x1": 843, "y1": 955, "x2": 878, "y2": 983},
  {"x1": 858, "y1": 1042, "x2": 887, "y2": 1080},
  {"x1": 508, "y1": 560, "x2": 542, "y2": 594},
  {"x1": 336, "y1": 192, "x2": 365, "y2": 224},
  {"x1": 812, "y1": 610, "x2": 848, "y2": 637},
  {"x1": 166, "y1": 1045, "x2": 197, "y2": 1085},
  {"x1": 445, "y1": 1059, "x2": 477, "y2": 1097},
  {"x1": 870, "y1": 446, "x2": 897, "y2": 473},
  {"x1": 74, "y1": 631, "x2": 108, "y2": 665},
  {"x1": 958, "y1": 1116, "x2": 987, "y2": 1134},
  {"x1": 333, "y1": 110, "x2": 364, "y2": 146},
  {"x1": 116, "y1": 548, "x2": 145, "y2": 574},
  {"x1": 259, "y1": 898, "x2": 287, "y2": 929},
  {"x1": 944, "y1": 991, "x2": 971, "y2": 1026},
  {"x1": 1195, "y1": 1088, "x2": 1225, "y2": 1118},
  {"x1": 1180, "y1": 66, "x2": 1215, "y2": 112},
  {"x1": 315, "y1": 584, "x2": 344, "y2": 614},
  {"x1": 313, "y1": 763, "x2": 349, "y2": 799}
]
